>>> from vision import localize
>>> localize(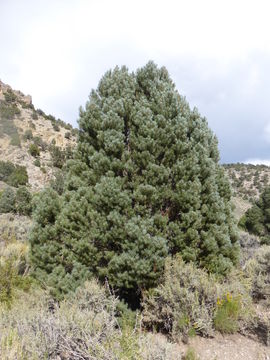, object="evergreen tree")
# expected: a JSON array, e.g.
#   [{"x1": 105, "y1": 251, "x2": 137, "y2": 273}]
[
  {"x1": 0, "y1": 187, "x2": 16, "y2": 213},
  {"x1": 241, "y1": 186, "x2": 270, "y2": 244},
  {"x1": 16, "y1": 186, "x2": 32, "y2": 215},
  {"x1": 30, "y1": 62, "x2": 238, "y2": 301}
]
